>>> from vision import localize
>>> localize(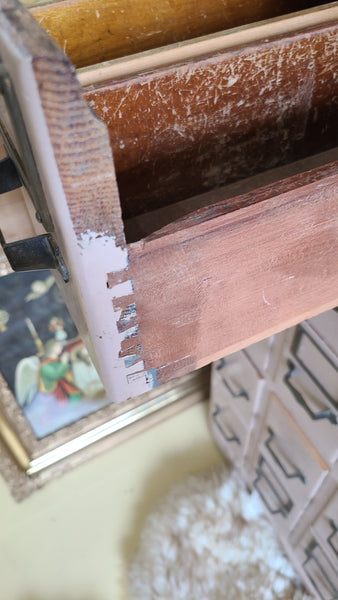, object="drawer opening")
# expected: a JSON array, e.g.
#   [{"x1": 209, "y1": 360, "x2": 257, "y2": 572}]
[
  {"x1": 80, "y1": 16, "x2": 338, "y2": 242},
  {"x1": 29, "y1": 0, "x2": 332, "y2": 69},
  {"x1": 122, "y1": 150, "x2": 338, "y2": 243}
]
